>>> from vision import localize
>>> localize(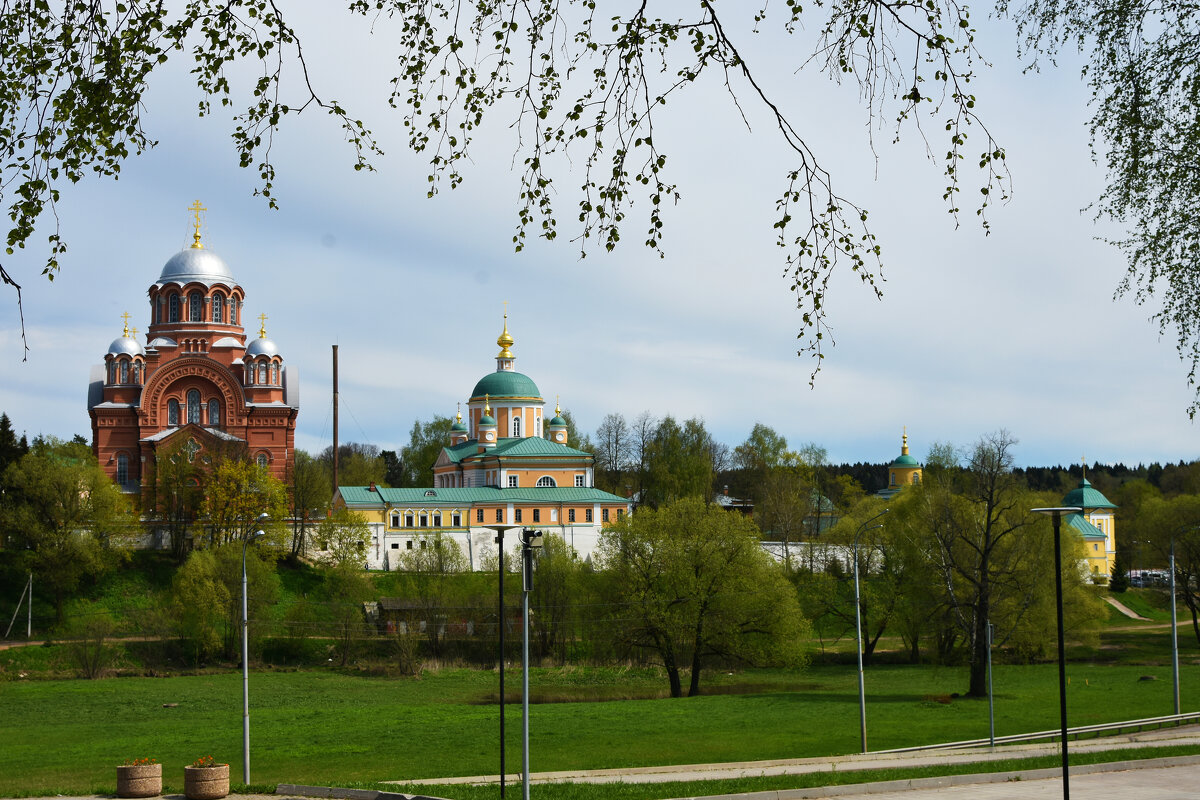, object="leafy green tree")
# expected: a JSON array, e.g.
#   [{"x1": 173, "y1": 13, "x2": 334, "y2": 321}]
[
  {"x1": 1000, "y1": 0, "x2": 1200, "y2": 415},
  {"x1": 291, "y1": 450, "x2": 332, "y2": 557},
  {"x1": 313, "y1": 508, "x2": 371, "y2": 568},
  {"x1": 170, "y1": 549, "x2": 228, "y2": 666},
  {"x1": 1136, "y1": 494, "x2": 1200, "y2": 645},
  {"x1": 390, "y1": 418, "x2": 453, "y2": 488},
  {"x1": 143, "y1": 440, "x2": 206, "y2": 560},
  {"x1": 530, "y1": 533, "x2": 585, "y2": 663},
  {"x1": 734, "y1": 424, "x2": 789, "y2": 503},
  {"x1": 211, "y1": 543, "x2": 281, "y2": 661},
  {"x1": 0, "y1": 412, "x2": 27, "y2": 477},
  {"x1": 915, "y1": 432, "x2": 1102, "y2": 695},
  {"x1": 396, "y1": 532, "x2": 468, "y2": 657},
  {"x1": 319, "y1": 442, "x2": 388, "y2": 489},
  {"x1": 322, "y1": 562, "x2": 376, "y2": 667},
  {"x1": 597, "y1": 497, "x2": 808, "y2": 697},
  {"x1": 0, "y1": 437, "x2": 132, "y2": 622},
  {"x1": 199, "y1": 459, "x2": 289, "y2": 549},
  {"x1": 642, "y1": 417, "x2": 716, "y2": 509}
]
